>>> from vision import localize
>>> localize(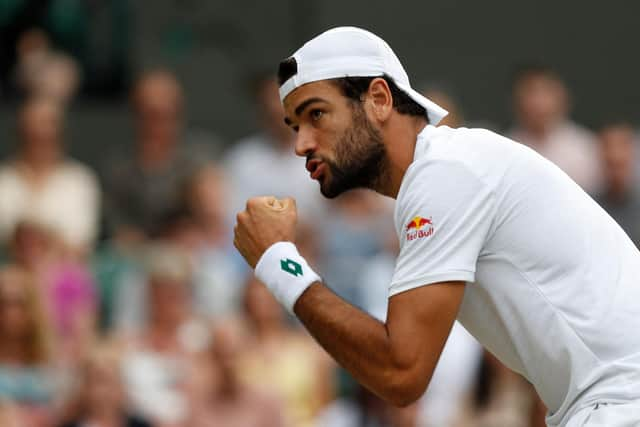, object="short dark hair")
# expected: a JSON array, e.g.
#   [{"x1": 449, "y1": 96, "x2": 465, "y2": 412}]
[
  {"x1": 277, "y1": 56, "x2": 427, "y2": 120},
  {"x1": 510, "y1": 63, "x2": 563, "y2": 89},
  {"x1": 277, "y1": 57, "x2": 297, "y2": 86},
  {"x1": 331, "y1": 75, "x2": 427, "y2": 119}
]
